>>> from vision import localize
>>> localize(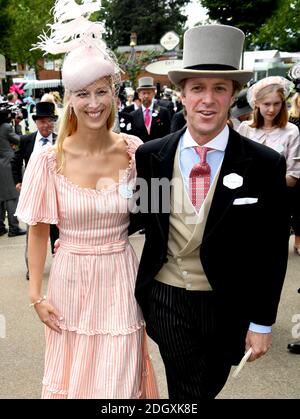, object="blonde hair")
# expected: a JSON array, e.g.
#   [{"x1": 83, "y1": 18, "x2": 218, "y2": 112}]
[
  {"x1": 50, "y1": 91, "x2": 62, "y2": 105},
  {"x1": 289, "y1": 92, "x2": 300, "y2": 119},
  {"x1": 250, "y1": 84, "x2": 288, "y2": 129},
  {"x1": 55, "y1": 77, "x2": 116, "y2": 172},
  {"x1": 41, "y1": 93, "x2": 55, "y2": 104}
]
